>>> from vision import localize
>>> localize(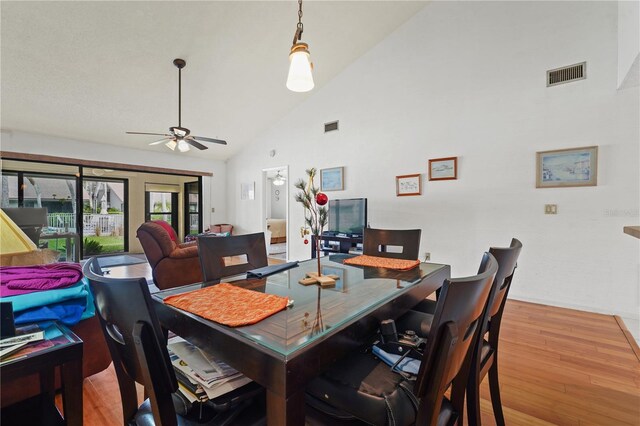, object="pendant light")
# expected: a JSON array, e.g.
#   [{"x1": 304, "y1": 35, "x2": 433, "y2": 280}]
[{"x1": 286, "y1": 0, "x2": 314, "y2": 92}]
